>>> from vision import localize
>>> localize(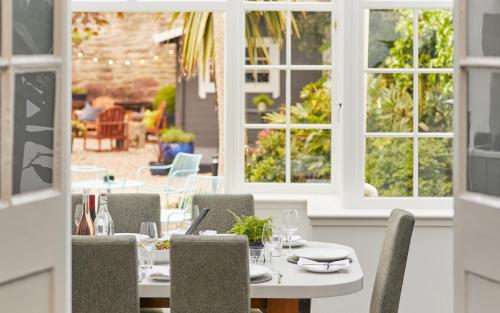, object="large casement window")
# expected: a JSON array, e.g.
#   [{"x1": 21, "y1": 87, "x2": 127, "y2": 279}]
[
  {"x1": 346, "y1": 0, "x2": 454, "y2": 210},
  {"x1": 234, "y1": 0, "x2": 339, "y2": 194},
  {"x1": 72, "y1": 0, "x2": 454, "y2": 210}
]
